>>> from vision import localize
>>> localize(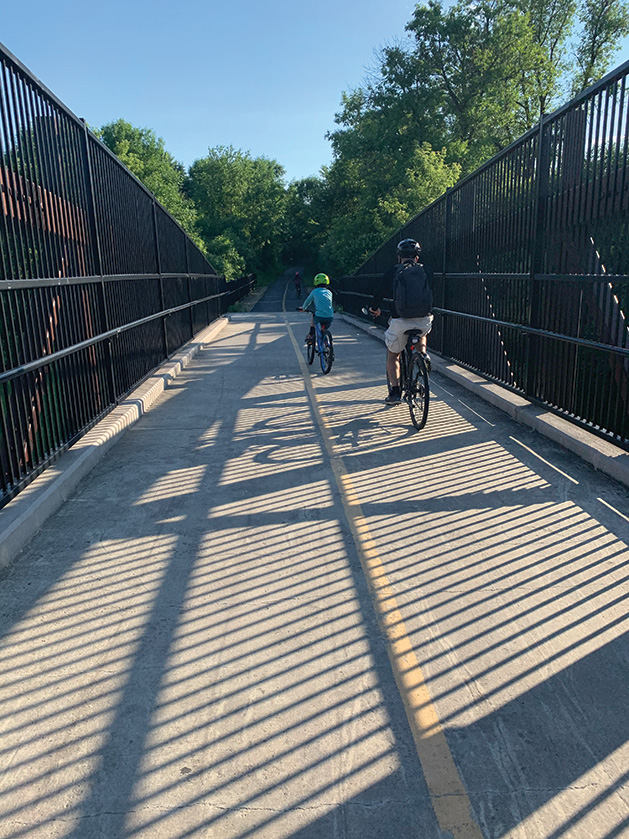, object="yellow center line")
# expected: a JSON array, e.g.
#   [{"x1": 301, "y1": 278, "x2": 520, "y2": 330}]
[{"x1": 283, "y1": 305, "x2": 484, "y2": 838}]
